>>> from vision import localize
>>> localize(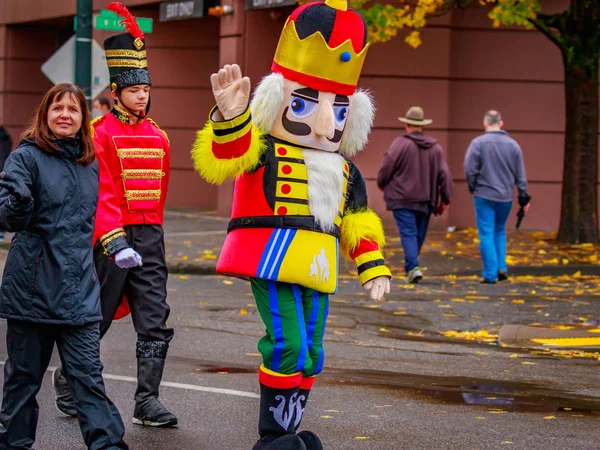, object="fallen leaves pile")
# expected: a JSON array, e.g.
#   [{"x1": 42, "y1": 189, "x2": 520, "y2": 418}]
[{"x1": 423, "y1": 228, "x2": 600, "y2": 266}]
